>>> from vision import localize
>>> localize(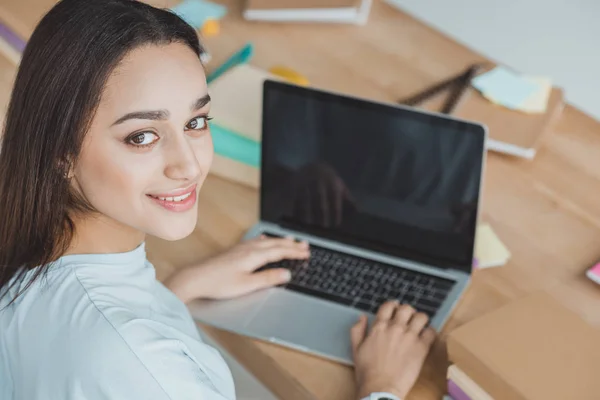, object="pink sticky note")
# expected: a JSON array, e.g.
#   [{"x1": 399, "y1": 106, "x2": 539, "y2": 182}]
[{"x1": 586, "y1": 263, "x2": 600, "y2": 285}]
